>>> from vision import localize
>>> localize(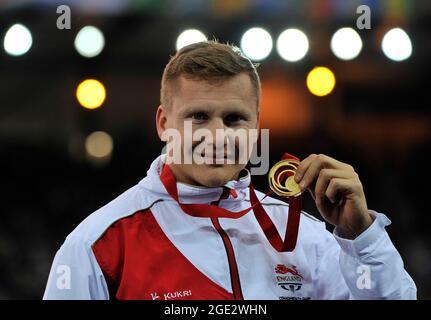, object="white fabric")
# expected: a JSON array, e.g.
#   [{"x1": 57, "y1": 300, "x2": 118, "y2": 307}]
[{"x1": 43, "y1": 155, "x2": 417, "y2": 300}]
